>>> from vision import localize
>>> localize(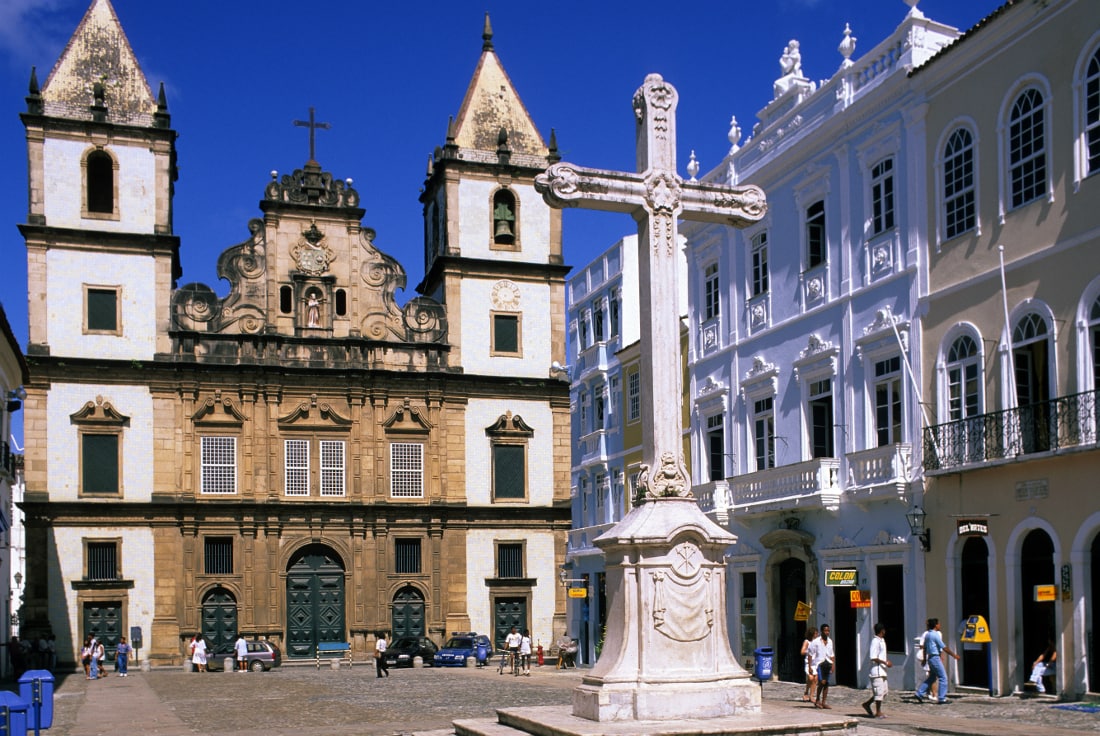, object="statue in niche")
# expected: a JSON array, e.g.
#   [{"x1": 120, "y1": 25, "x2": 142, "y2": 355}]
[{"x1": 305, "y1": 291, "x2": 322, "y2": 328}]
